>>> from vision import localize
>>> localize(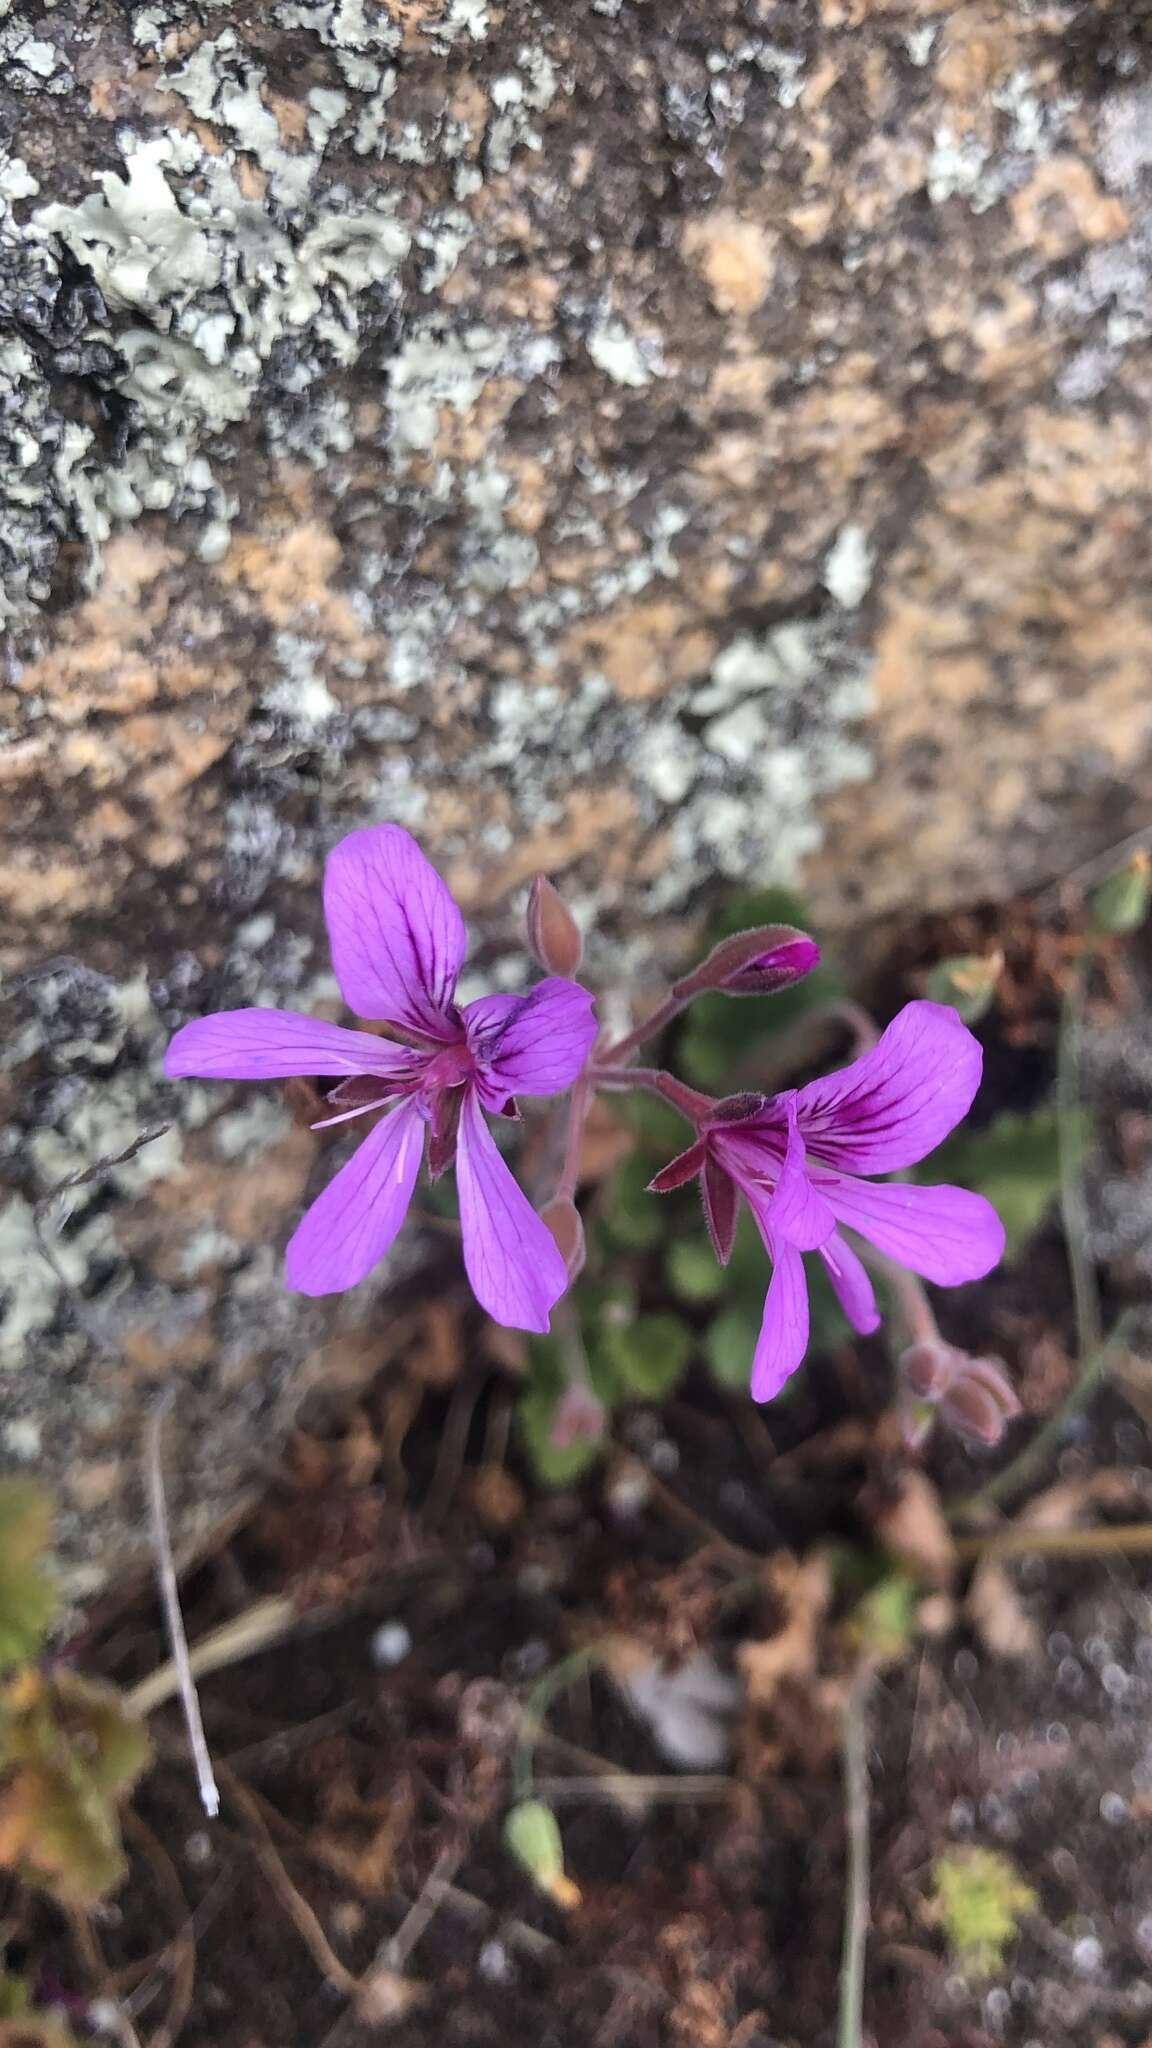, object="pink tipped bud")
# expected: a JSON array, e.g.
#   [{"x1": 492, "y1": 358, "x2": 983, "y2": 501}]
[
  {"x1": 672, "y1": 926, "x2": 820, "y2": 1001},
  {"x1": 549, "y1": 1383, "x2": 606, "y2": 1450},
  {"x1": 940, "y1": 1357, "x2": 1021, "y2": 1449},
  {"x1": 899, "y1": 1339, "x2": 957, "y2": 1402},
  {"x1": 539, "y1": 1195, "x2": 586, "y2": 1280},
  {"x1": 900, "y1": 1340, "x2": 1020, "y2": 1450},
  {"x1": 526, "y1": 875, "x2": 584, "y2": 978}
]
